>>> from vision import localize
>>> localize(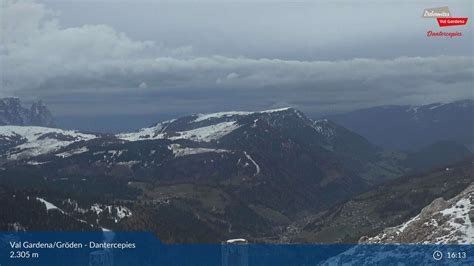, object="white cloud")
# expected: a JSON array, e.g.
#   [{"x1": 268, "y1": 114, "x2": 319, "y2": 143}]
[
  {"x1": 138, "y1": 82, "x2": 148, "y2": 89},
  {"x1": 1, "y1": 0, "x2": 156, "y2": 93},
  {"x1": 226, "y1": 72, "x2": 239, "y2": 80}
]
